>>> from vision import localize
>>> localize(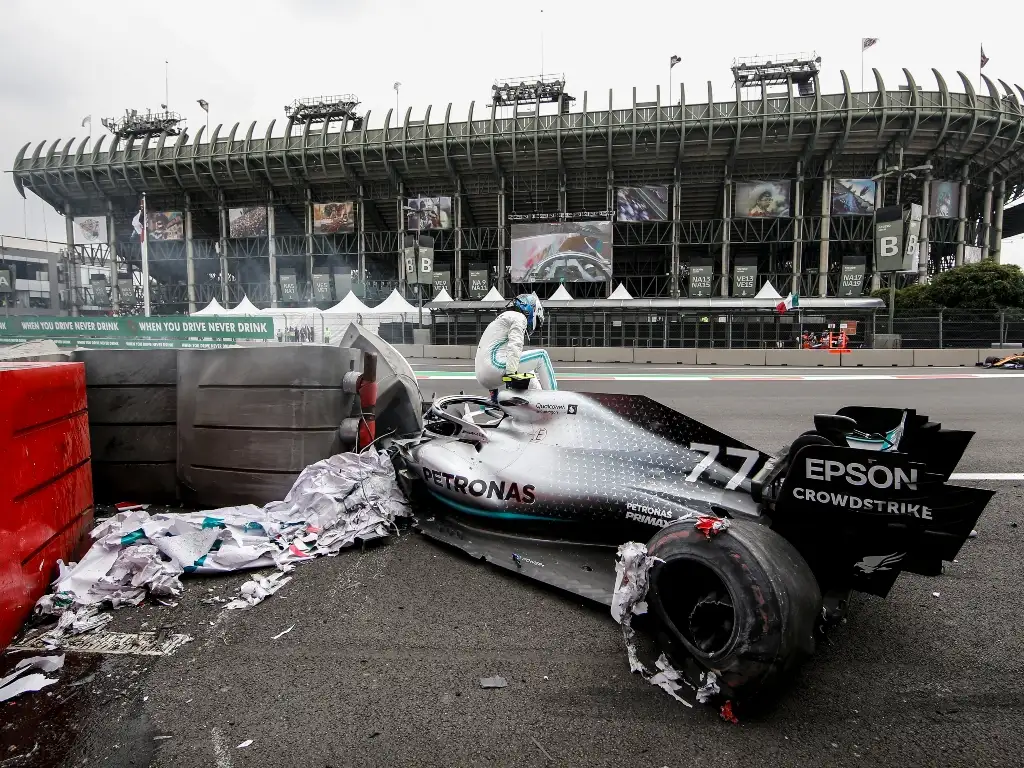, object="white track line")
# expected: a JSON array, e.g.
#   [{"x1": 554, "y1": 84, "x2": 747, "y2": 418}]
[{"x1": 950, "y1": 473, "x2": 1024, "y2": 481}]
